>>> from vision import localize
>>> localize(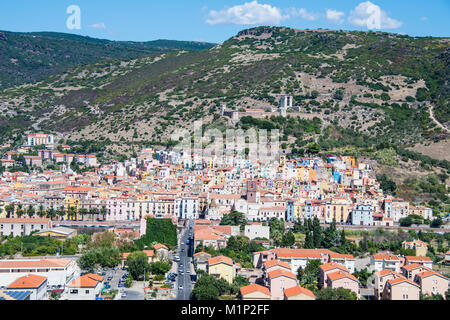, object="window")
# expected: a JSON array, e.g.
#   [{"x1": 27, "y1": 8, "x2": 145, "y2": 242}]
[
  {"x1": 85, "y1": 290, "x2": 90, "y2": 294},
  {"x1": 70, "y1": 289, "x2": 78, "y2": 294}
]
